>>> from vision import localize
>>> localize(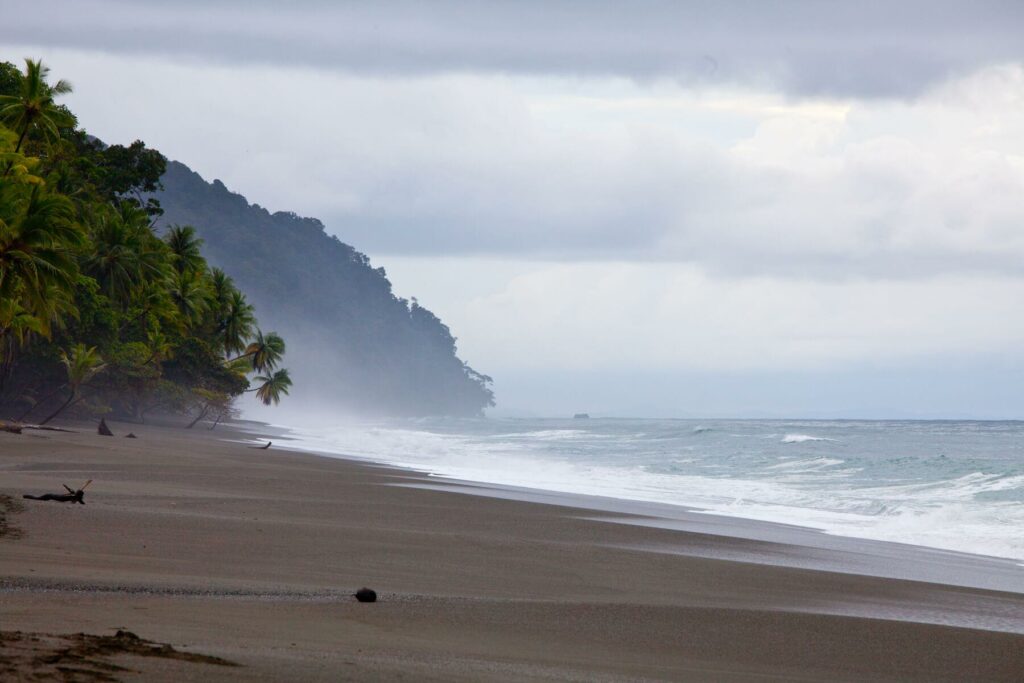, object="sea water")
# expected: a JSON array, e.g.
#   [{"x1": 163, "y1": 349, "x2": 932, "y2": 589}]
[{"x1": 277, "y1": 418, "x2": 1024, "y2": 562}]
